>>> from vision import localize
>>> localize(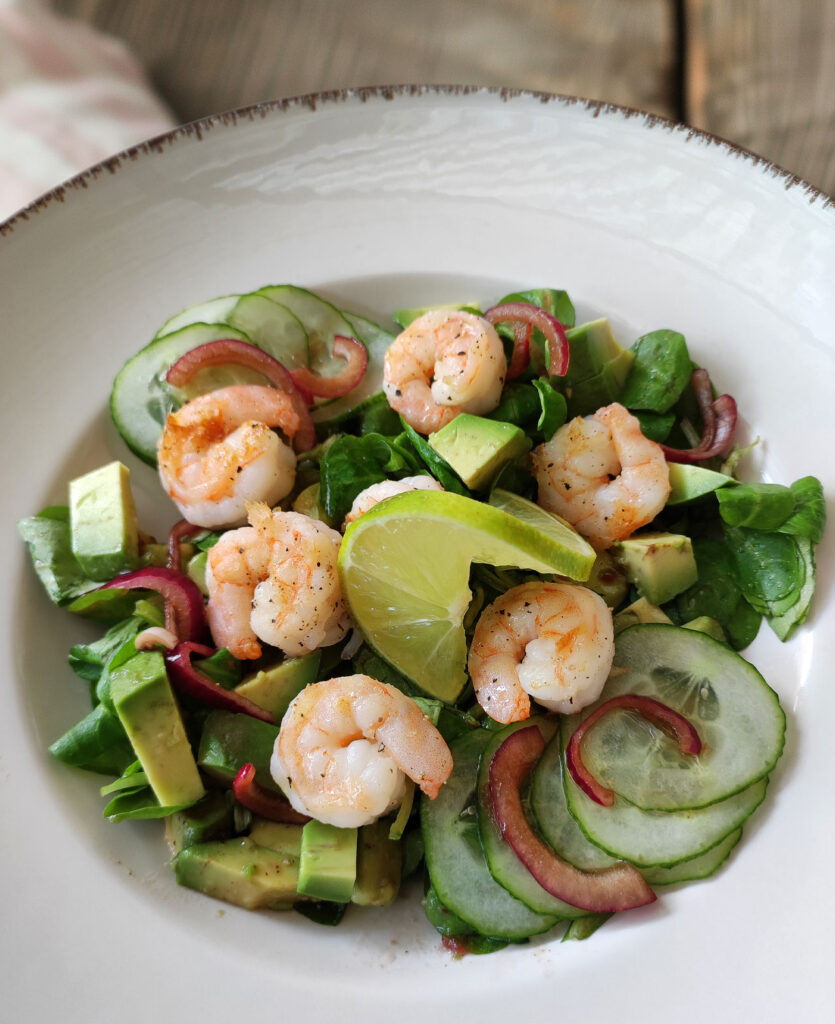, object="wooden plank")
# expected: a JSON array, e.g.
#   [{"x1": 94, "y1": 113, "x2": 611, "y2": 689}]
[
  {"x1": 53, "y1": 0, "x2": 676, "y2": 121},
  {"x1": 685, "y1": 0, "x2": 835, "y2": 194}
]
